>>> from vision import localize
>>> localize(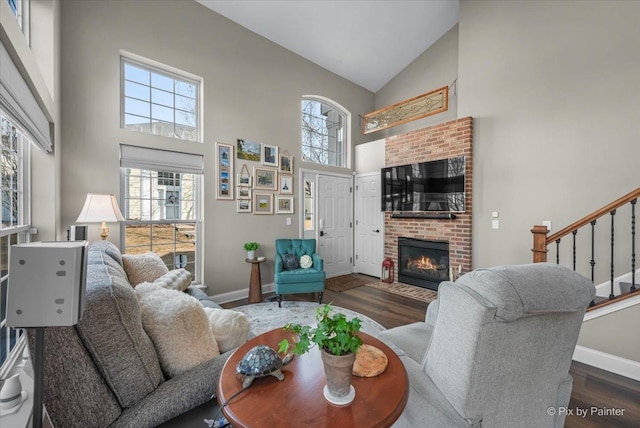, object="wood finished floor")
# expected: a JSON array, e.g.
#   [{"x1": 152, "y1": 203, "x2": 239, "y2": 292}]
[{"x1": 222, "y1": 279, "x2": 640, "y2": 427}]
